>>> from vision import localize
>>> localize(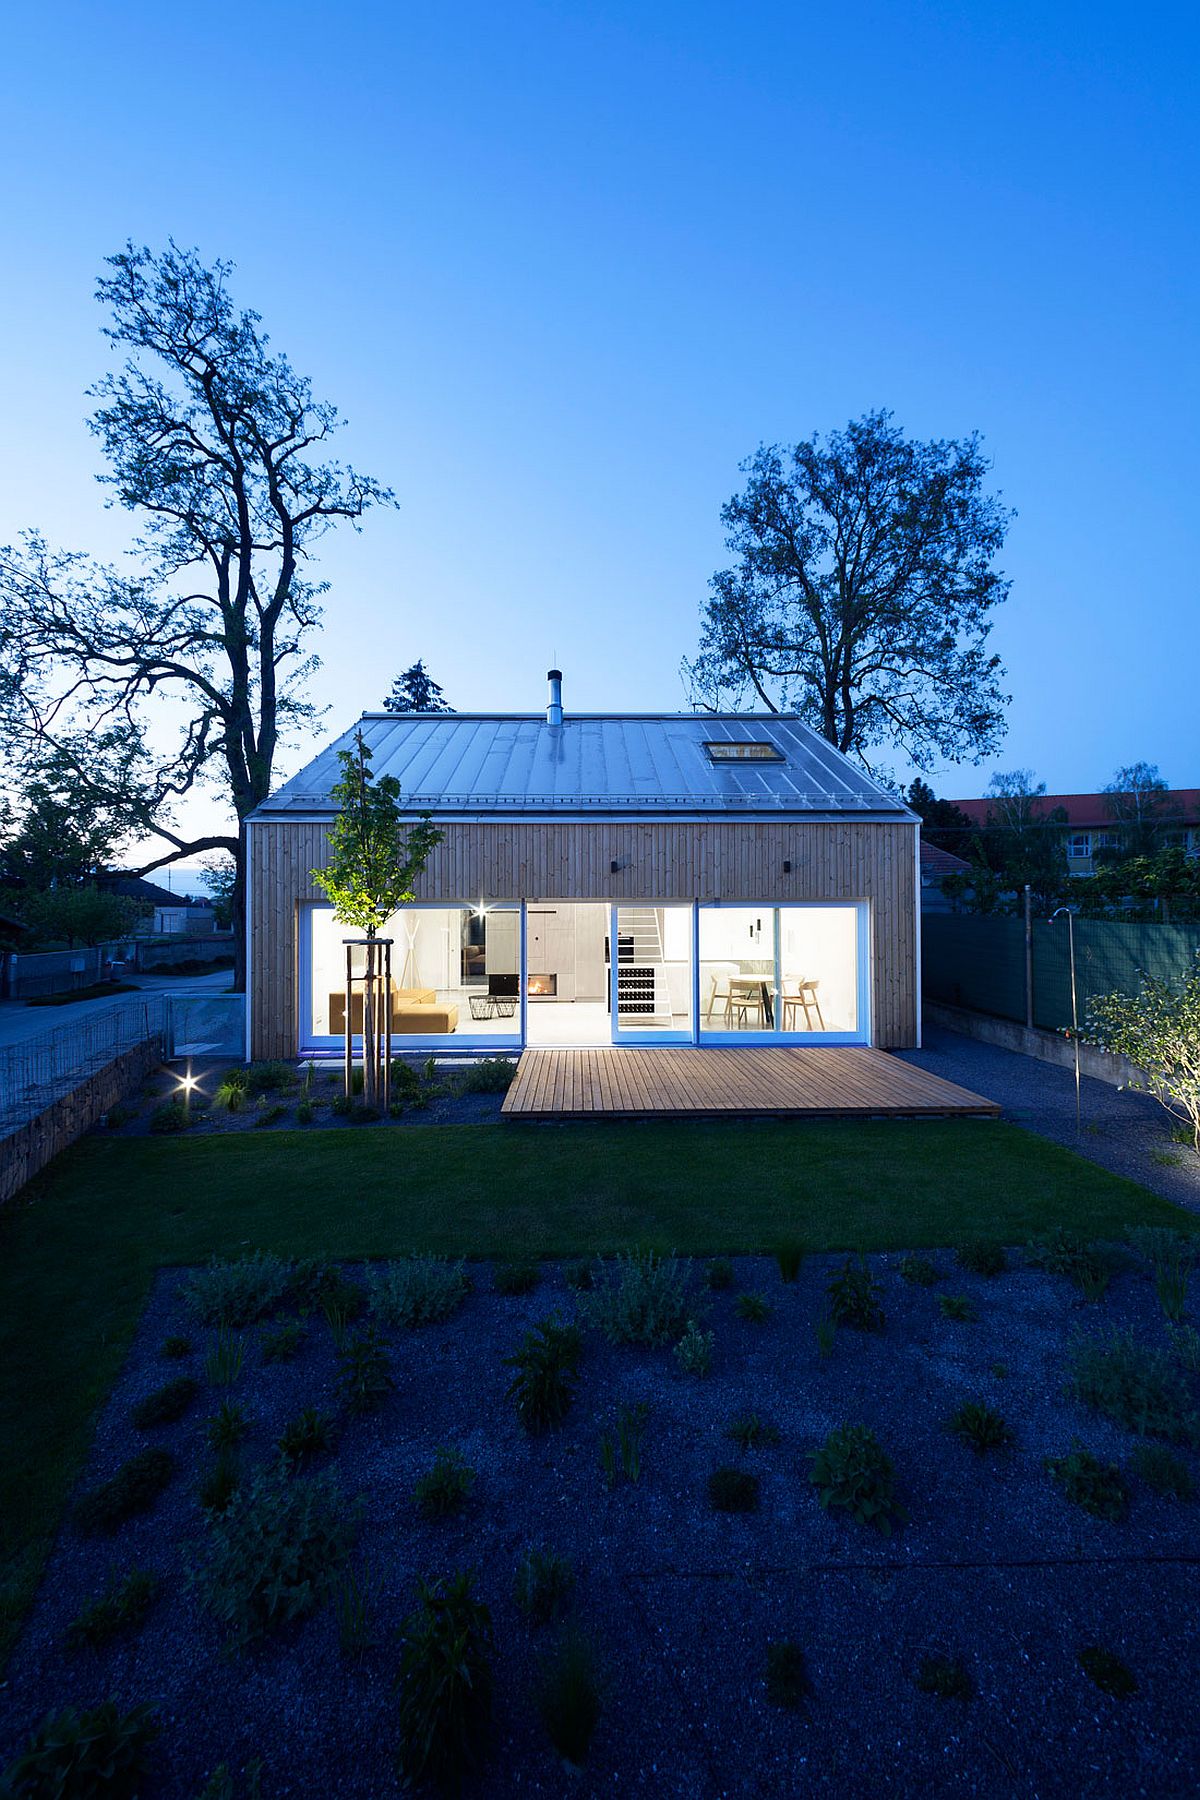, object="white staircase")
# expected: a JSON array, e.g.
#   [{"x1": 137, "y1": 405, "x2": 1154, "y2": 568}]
[{"x1": 617, "y1": 908, "x2": 674, "y2": 1027}]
